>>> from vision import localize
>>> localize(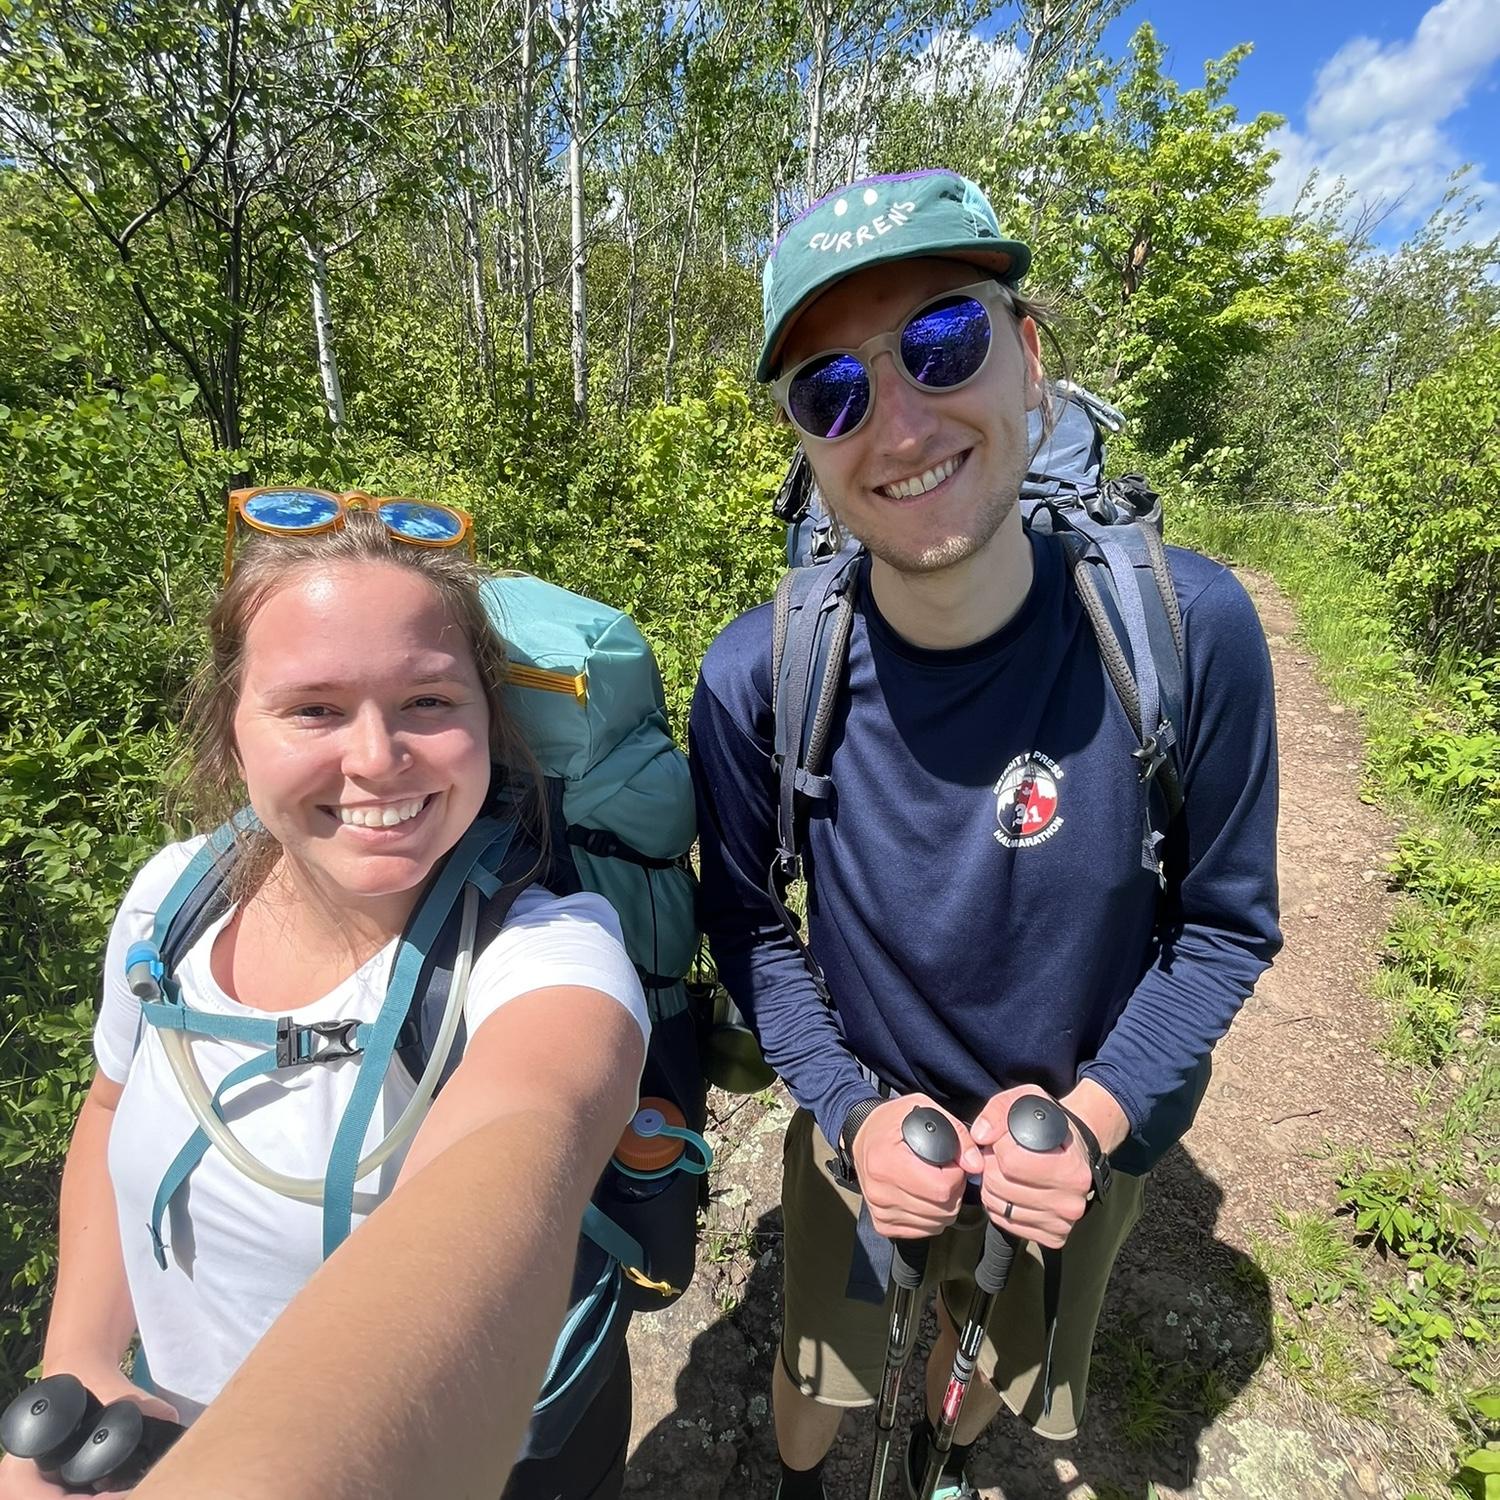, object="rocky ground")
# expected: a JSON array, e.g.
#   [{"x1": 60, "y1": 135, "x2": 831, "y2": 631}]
[{"x1": 623, "y1": 569, "x2": 1425, "y2": 1499}]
